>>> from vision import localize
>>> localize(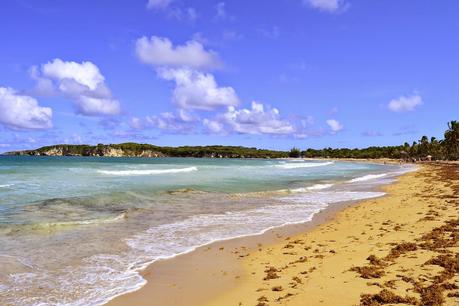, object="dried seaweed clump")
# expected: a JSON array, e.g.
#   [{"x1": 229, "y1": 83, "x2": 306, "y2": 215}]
[
  {"x1": 360, "y1": 289, "x2": 418, "y2": 305},
  {"x1": 385, "y1": 242, "x2": 418, "y2": 261},
  {"x1": 418, "y1": 219, "x2": 459, "y2": 250},
  {"x1": 415, "y1": 284, "x2": 445, "y2": 306},
  {"x1": 350, "y1": 266, "x2": 385, "y2": 279},
  {"x1": 264, "y1": 266, "x2": 280, "y2": 280}
]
